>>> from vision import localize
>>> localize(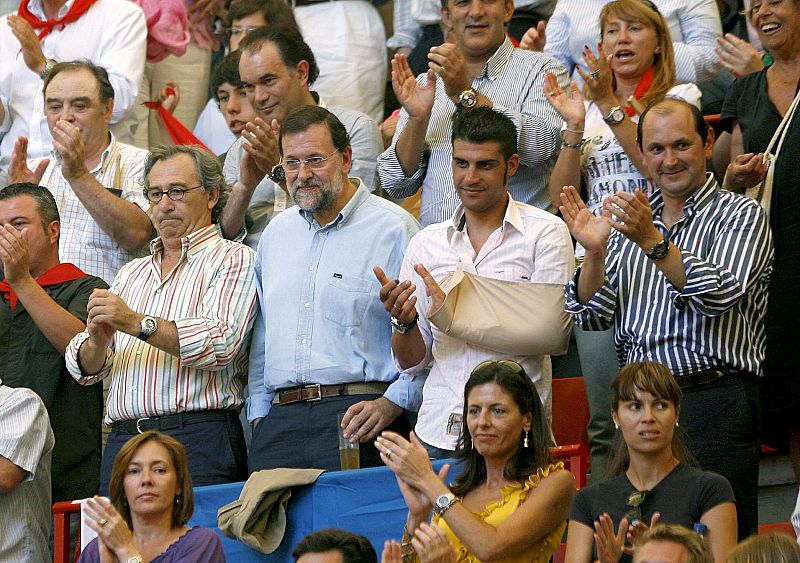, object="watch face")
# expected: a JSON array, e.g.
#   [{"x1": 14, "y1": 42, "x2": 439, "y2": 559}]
[
  {"x1": 459, "y1": 90, "x2": 477, "y2": 108},
  {"x1": 270, "y1": 164, "x2": 286, "y2": 183},
  {"x1": 142, "y1": 317, "x2": 157, "y2": 334}
]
